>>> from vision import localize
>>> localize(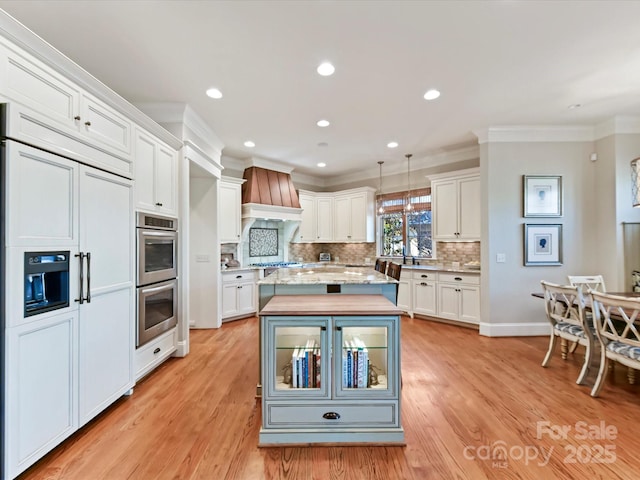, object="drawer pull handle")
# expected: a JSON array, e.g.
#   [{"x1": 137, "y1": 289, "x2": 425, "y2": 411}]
[
  {"x1": 236, "y1": 275, "x2": 243, "y2": 279},
  {"x1": 421, "y1": 274, "x2": 428, "y2": 278},
  {"x1": 153, "y1": 347, "x2": 161, "y2": 354},
  {"x1": 454, "y1": 277, "x2": 462, "y2": 281},
  {"x1": 322, "y1": 412, "x2": 340, "y2": 420}
]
